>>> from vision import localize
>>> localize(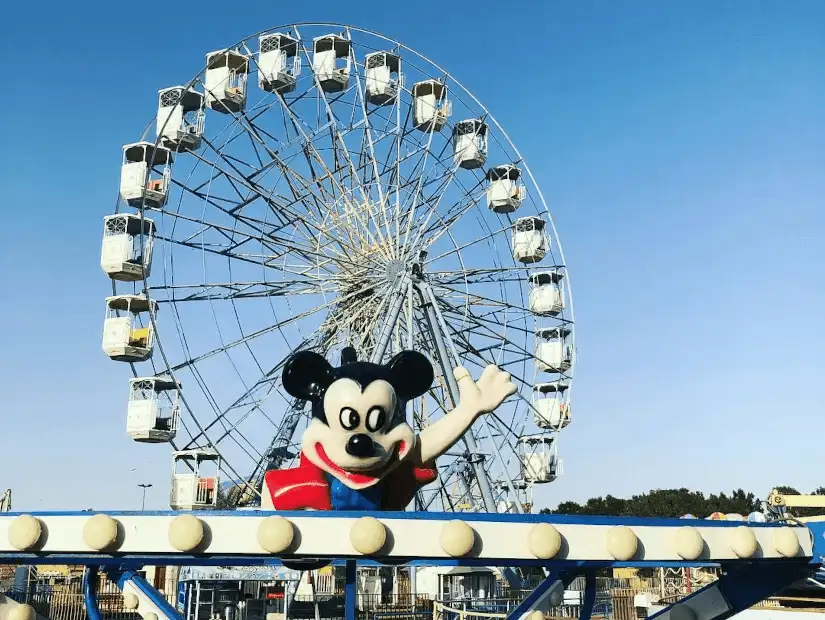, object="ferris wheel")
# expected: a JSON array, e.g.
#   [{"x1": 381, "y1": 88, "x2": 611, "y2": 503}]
[{"x1": 99, "y1": 23, "x2": 575, "y2": 515}]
